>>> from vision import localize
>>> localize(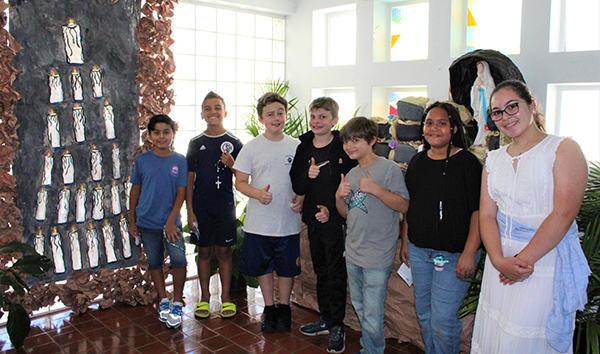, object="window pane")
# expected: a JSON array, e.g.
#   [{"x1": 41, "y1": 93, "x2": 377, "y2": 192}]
[
  {"x1": 196, "y1": 56, "x2": 216, "y2": 81},
  {"x1": 256, "y1": 38, "x2": 273, "y2": 61},
  {"x1": 273, "y1": 40, "x2": 285, "y2": 63},
  {"x1": 217, "y1": 82, "x2": 236, "y2": 104},
  {"x1": 174, "y1": 80, "x2": 196, "y2": 105},
  {"x1": 256, "y1": 15, "x2": 273, "y2": 39},
  {"x1": 217, "y1": 58, "x2": 236, "y2": 82},
  {"x1": 390, "y1": 3, "x2": 429, "y2": 61},
  {"x1": 565, "y1": 0, "x2": 600, "y2": 51},
  {"x1": 467, "y1": 0, "x2": 521, "y2": 54},
  {"x1": 237, "y1": 60, "x2": 255, "y2": 83},
  {"x1": 173, "y1": 105, "x2": 197, "y2": 132},
  {"x1": 255, "y1": 61, "x2": 272, "y2": 83},
  {"x1": 559, "y1": 90, "x2": 600, "y2": 161},
  {"x1": 196, "y1": 31, "x2": 216, "y2": 56},
  {"x1": 237, "y1": 83, "x2": 255, "y2": 106},
  {"x1": 273, "y1": 63, "x2": 285, "y2": 81},
  {"x1": 174, "y1": 131, "x2": 195, "y2": 154},
  {"x1": 273, "y1": 18, "x2": 285, "y2": 40},
  {"x1": 196, "y1": 6, "x2": 216, "y2": 31},
  {"x1": 328, "y1": 13, "x2": 356, "y2": 66},
  {"x1": 196, "y1": 81, "x2": 216, "y2": 104},
  {"x1": 217, "y1": 9, "x2": 236, "y2": 34},
  {"x1": 217, "y1": 33, "x2": 236, "y2": 58},
  {"x1": 224, "y1": 107, "x2": 237, "y2": 130},
  {"x1": 173, "y1": 28, "x2": 195, "y2": 55},
  {"x1": 237, "y1": 12, "x2": 255, "y2": 36},
  {"x1": 327, "y1": 91, "x2": 355, "y2": 123},
  {"x1": 174, "y1": 54, "x2": 195, "y2": 80},
  {"x1": 174, "y1": 3, "x2": 196, "y2": 29},
  {"x1": 237, "y1": 36, "x2": 255, "y2": 60}
]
